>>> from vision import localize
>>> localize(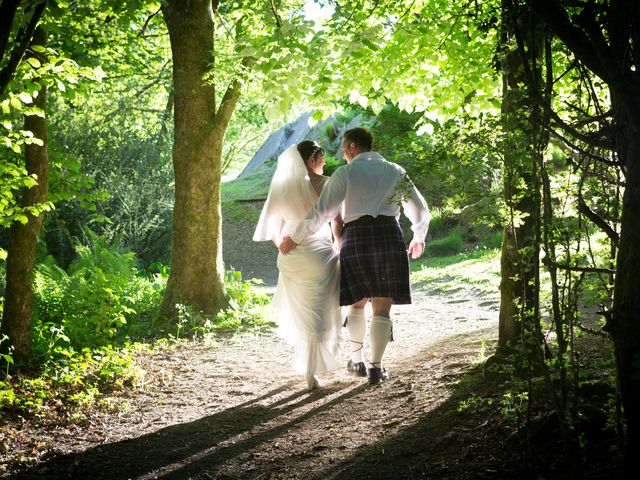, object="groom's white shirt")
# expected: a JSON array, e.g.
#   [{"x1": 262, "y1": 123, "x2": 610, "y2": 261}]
[{"x1": 291, "y1": 151, "x2": 430, "y2": 244}]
